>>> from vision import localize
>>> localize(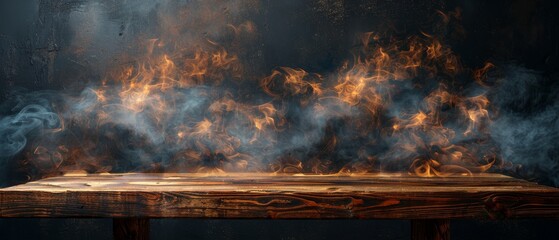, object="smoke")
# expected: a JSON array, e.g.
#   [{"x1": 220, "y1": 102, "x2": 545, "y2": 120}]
[
  {"x1": 0, "y1": 0, "x2": 558, "y2": 187},
  {"x1": 2, "y1": 64, "x2": 556, "y2": 184},
  {"x1": 0, "y1": 103, "x2": 61, "y2": 157},
  {"x1": 65, "y1": 0, "x2": 261, "y2": 85},
  {"x1": 489, "y1": 66, "x2": 559, "y2": 186}
]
